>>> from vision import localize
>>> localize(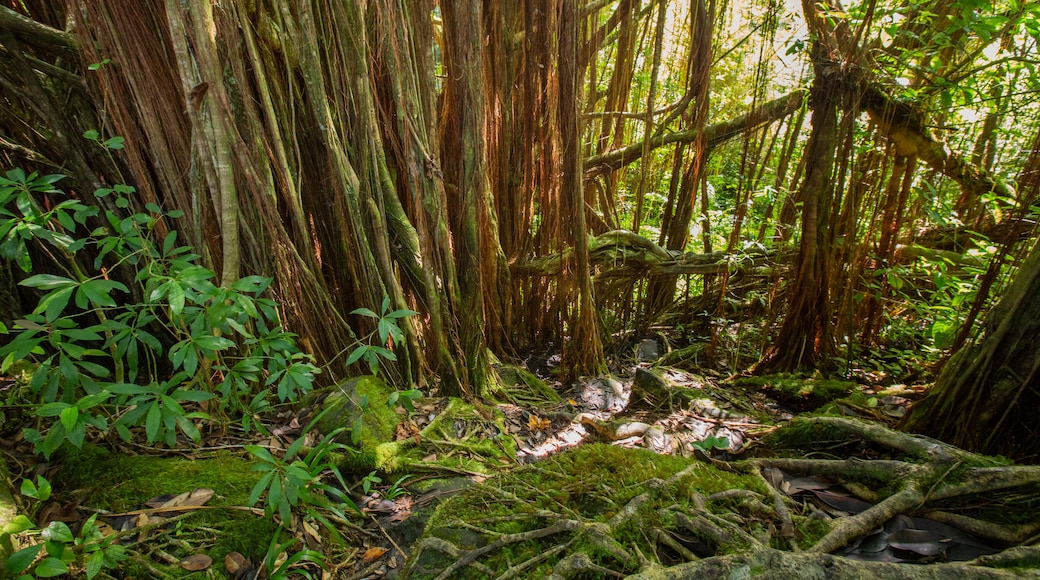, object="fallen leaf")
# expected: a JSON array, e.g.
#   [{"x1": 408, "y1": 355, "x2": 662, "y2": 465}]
[
  {"x1": 161, "y1": 488, "x2": 215, "y2": 509},
  {"x1": 388, "y1": 509, "x2": 412, "y2": 523},
  {"x1": 145, "y1": 494, "x2": 177, "y2": 508},
  {"x1": 179, "y1": 554, "x2": 212, "y2": 571},
  {"x1": 395, "y1": 420, "x2": 422, "y2": 444},
  {"x1": 224, "y1": 552, "x2": 250, "y2": 574},
  {"x1": 528, "y1": 414, "x2": 551, "y2": 432},
  {"x1": 362, "y1": 547, "x2": 388, "y2": 563}
]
